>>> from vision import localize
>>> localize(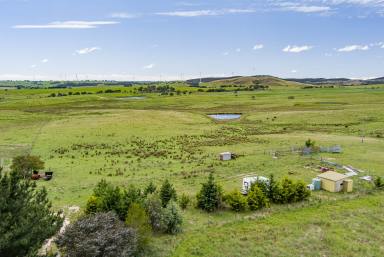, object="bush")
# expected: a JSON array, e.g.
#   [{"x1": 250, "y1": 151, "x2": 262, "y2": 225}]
[
  {"x1": 160, "y1": 179, "x2": 177, "y2": 207},
  {"x1": 267, "y1": 174, "x2": 281, "y2": 203},
  {"x1": 179, "y1": 193, "x2": 190, "y2": 210},
  {"x1": 305, "y1": 138, "x2": 315, "y2": 148},
  {"x1": 293, "y1": 181, "x2": 311, "y2": 202},
  {"x1": 85, "y1": 195, "x2": 100, "y2": 214},
  {"x1": 144, "y1": 194, "x2": 166, "y2": 232},
  {"x1": 0, "y1": 171, "x2": 63, "y2": 257},
  {"x1": 224, "y1": 191, "x2": 247, "y2": 212},
  {"x1": 247, "y1": 185, "x2": 269, "y2": 211},
  {"x1": 279, "y1": 178, "x2": 296, "y2": 204},
  {"x1": 57, "y1": 212, "x2": 139, "y2": 257},
  {"x1": 196, "y1": 173, "x2": 223, "y2": 212},
  {"x1": 163, "y1": 201, "x2": 183, "y2": 235},
  {"x1": 125, "y1": 203, "x2": 151, "y2": 251},
  {"x1": 375, "y1": 177, "x2": 384, "y2": 189}
]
